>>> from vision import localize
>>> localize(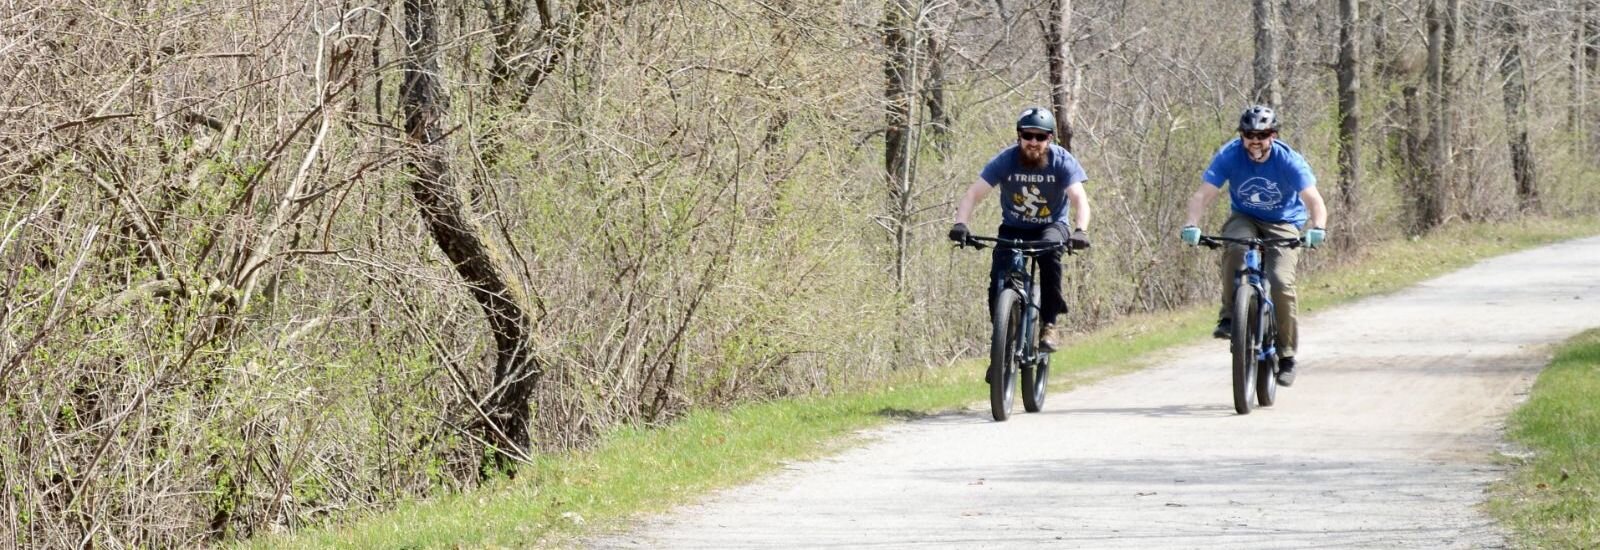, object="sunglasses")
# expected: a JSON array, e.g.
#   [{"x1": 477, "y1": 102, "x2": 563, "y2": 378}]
[
  {"x1": 1241, "y1": 130, "x2": 1275, "y2": 141},
  {"x1": 1018, "y1": 132, "x2": 1052, "y2": 142}
]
